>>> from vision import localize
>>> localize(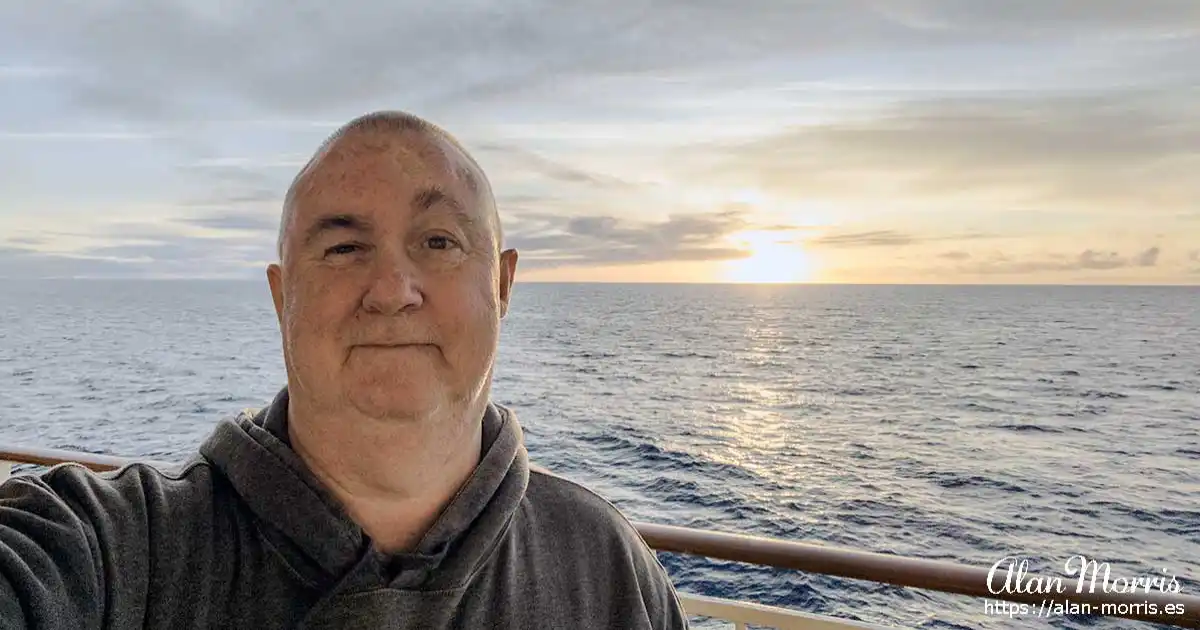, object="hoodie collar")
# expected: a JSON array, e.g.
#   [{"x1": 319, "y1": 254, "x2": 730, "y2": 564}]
[{"x1": 199, "y1": 386, "x2": 529, "y2": 590}]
